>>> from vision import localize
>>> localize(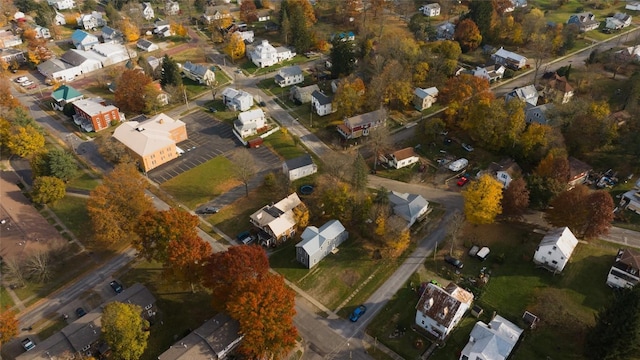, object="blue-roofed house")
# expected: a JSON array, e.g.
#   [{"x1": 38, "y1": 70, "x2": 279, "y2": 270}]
[
  {"x1": 283, "y1": 154, "x2": 317, "y2": 181},
  {"x1": 413, "y1": 86, "x2": 438, "y2": 111},
  {"x1": 51, "y1": 85, "x2": 84, "y2": 111},
  {"x1": 388, "y1": 191, "x2": 430, "y2": 227},
  {"x1": 296, "y1": 220, "x2": 348, "y2": 268},
  {"x1": 71, "y1": 30, "x2": 99, "y2": 50},
  {"x1": 331, "y1": 31, "x2": 355, "y2": 42}
]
